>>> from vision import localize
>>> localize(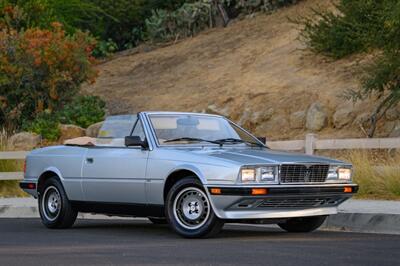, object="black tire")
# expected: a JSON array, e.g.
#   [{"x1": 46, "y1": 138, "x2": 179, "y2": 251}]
[
  {"x1": 148, "y1": 217, "x2": 168, "y2": 224},
  {"x1": 38, "y1": 177, "x2": 78, "y2": 229},
  {"x1": 165, "y1": 177, "x2": 224, "y2": 238},
  {"x1": 278, "y1": 215, "x2": 327, "y2": 233}
]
